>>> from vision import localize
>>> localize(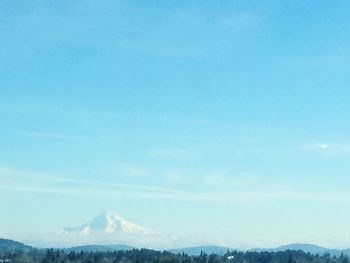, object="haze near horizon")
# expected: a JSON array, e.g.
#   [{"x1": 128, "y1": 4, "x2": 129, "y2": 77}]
[{"x1": 1, "y1": 0, "x2": 350, "y2": 249}]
